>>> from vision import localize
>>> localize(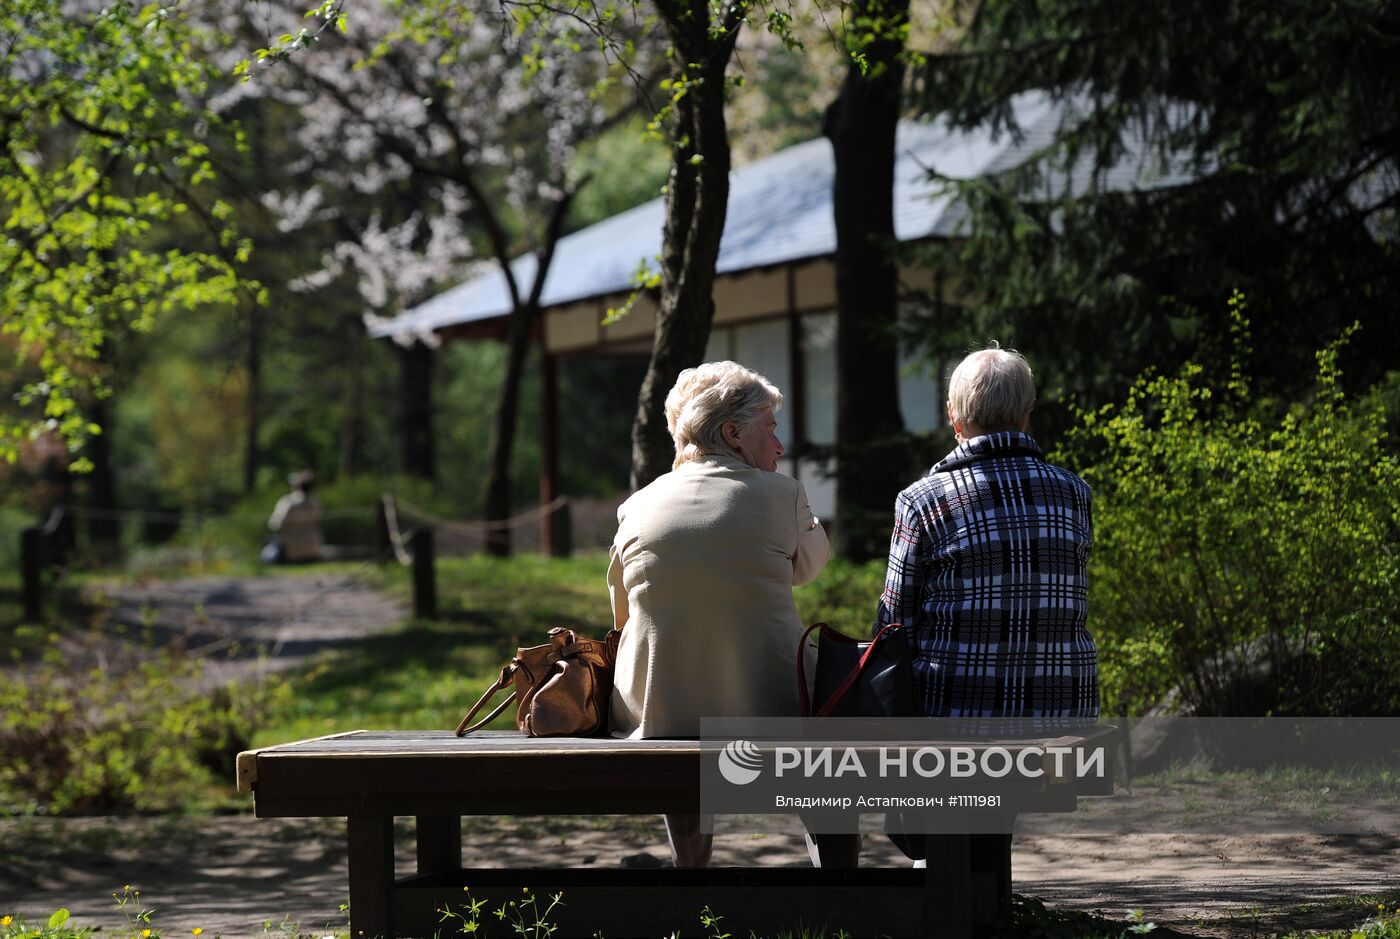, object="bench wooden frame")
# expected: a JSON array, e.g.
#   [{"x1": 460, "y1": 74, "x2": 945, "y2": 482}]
[{"x1": 236, "y1": 728, "x2": 1115, "y2": 939}]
